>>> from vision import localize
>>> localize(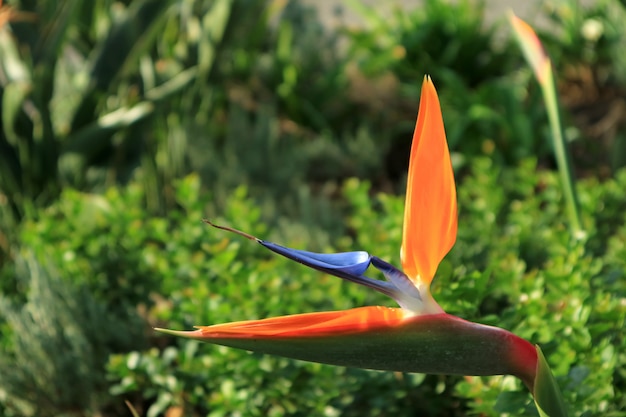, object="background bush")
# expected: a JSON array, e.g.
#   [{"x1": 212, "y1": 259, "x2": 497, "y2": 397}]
[{"x1": 1, "y1": 0, "x2": 624, "y2": 416}]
